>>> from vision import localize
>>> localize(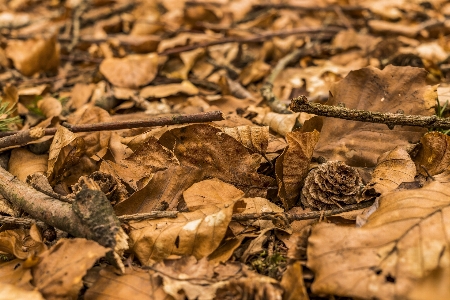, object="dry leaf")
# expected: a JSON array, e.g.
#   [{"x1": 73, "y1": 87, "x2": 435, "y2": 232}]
[
  {"x1": 307, "y1": 181, "x2": 450, "y2": 299},
  {"x1": 159, "y1": 124, "x2": 274, "y2": 196},
  {"x1": 222, "y1": 125, "x2": 269, "y2": 154},
  {"x1": 0, "y1": 259, "x2": 34, "y2": 290},
  {"x1": 114, "y1": 165, "x2": 202, "y2": 215},
  {"x1": 362, "y1": 146, "x2": 416, "y2": 197},
  {"x1": 140, "y1": 80, "x2": 199, "y2": 98},
  {"x1": 99, "y1": 53, "x2": 159, "y2": 89},
  {"x1": 0, "y1": 282, "x2": 44, "y2": 300},
  {"x1": 313, "y1": 65, "x2": 435, "y2": 167},
  {"x1": 129, "y1": 203, "x2": 235, "y2": 265},
  {"x1": 0, "y1": 229, "x2": 46, "y2": 260},
  {"x1": 85, "y1": 266, "x2": 170, "y2": 300},
  {"x1": 70, "y1": 83, "x2": 95, "y2": 109},
  {"x1": 280, "y1": 261, "x2": 309, "y2": 300},
  {"x1": 183, "y1": 178, "x2": 245, "y2": 211},
  {"x1": 32, "y1": 238, "x2": 108, "y2": 299},
  {"x1": 415, "y1": 131, "x2": 450, "y2": 176},
  {"x1": 37, "y1": 97, "x2": 62, "y2": 118},
  {"x1": 275, "y1": 130, "x2": 320, "y2": 209},
  {"x1": 6, "y1": 35, "x2": 60, "y2": 76},
  {"x1": 408, "y1": 267, "x2": 450, "y2": 300},
  {"x1": 252, "y1": 110, "x2": 300, "y2": 137},
  {"x1": 8, "y1": 148, "x2": 48, "y2": 182},
  {"x1": 67, "y1": 106, "x2": 111, "y2": 157}
]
